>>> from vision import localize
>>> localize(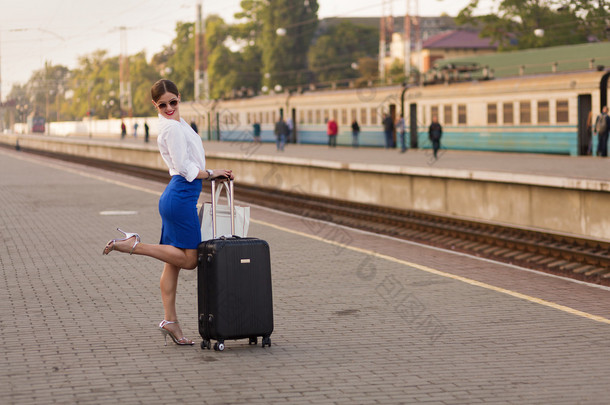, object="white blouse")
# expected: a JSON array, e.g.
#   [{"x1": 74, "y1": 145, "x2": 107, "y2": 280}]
[{"x1": 157, "y1": 114, "x2": 206, "y2": 182}]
